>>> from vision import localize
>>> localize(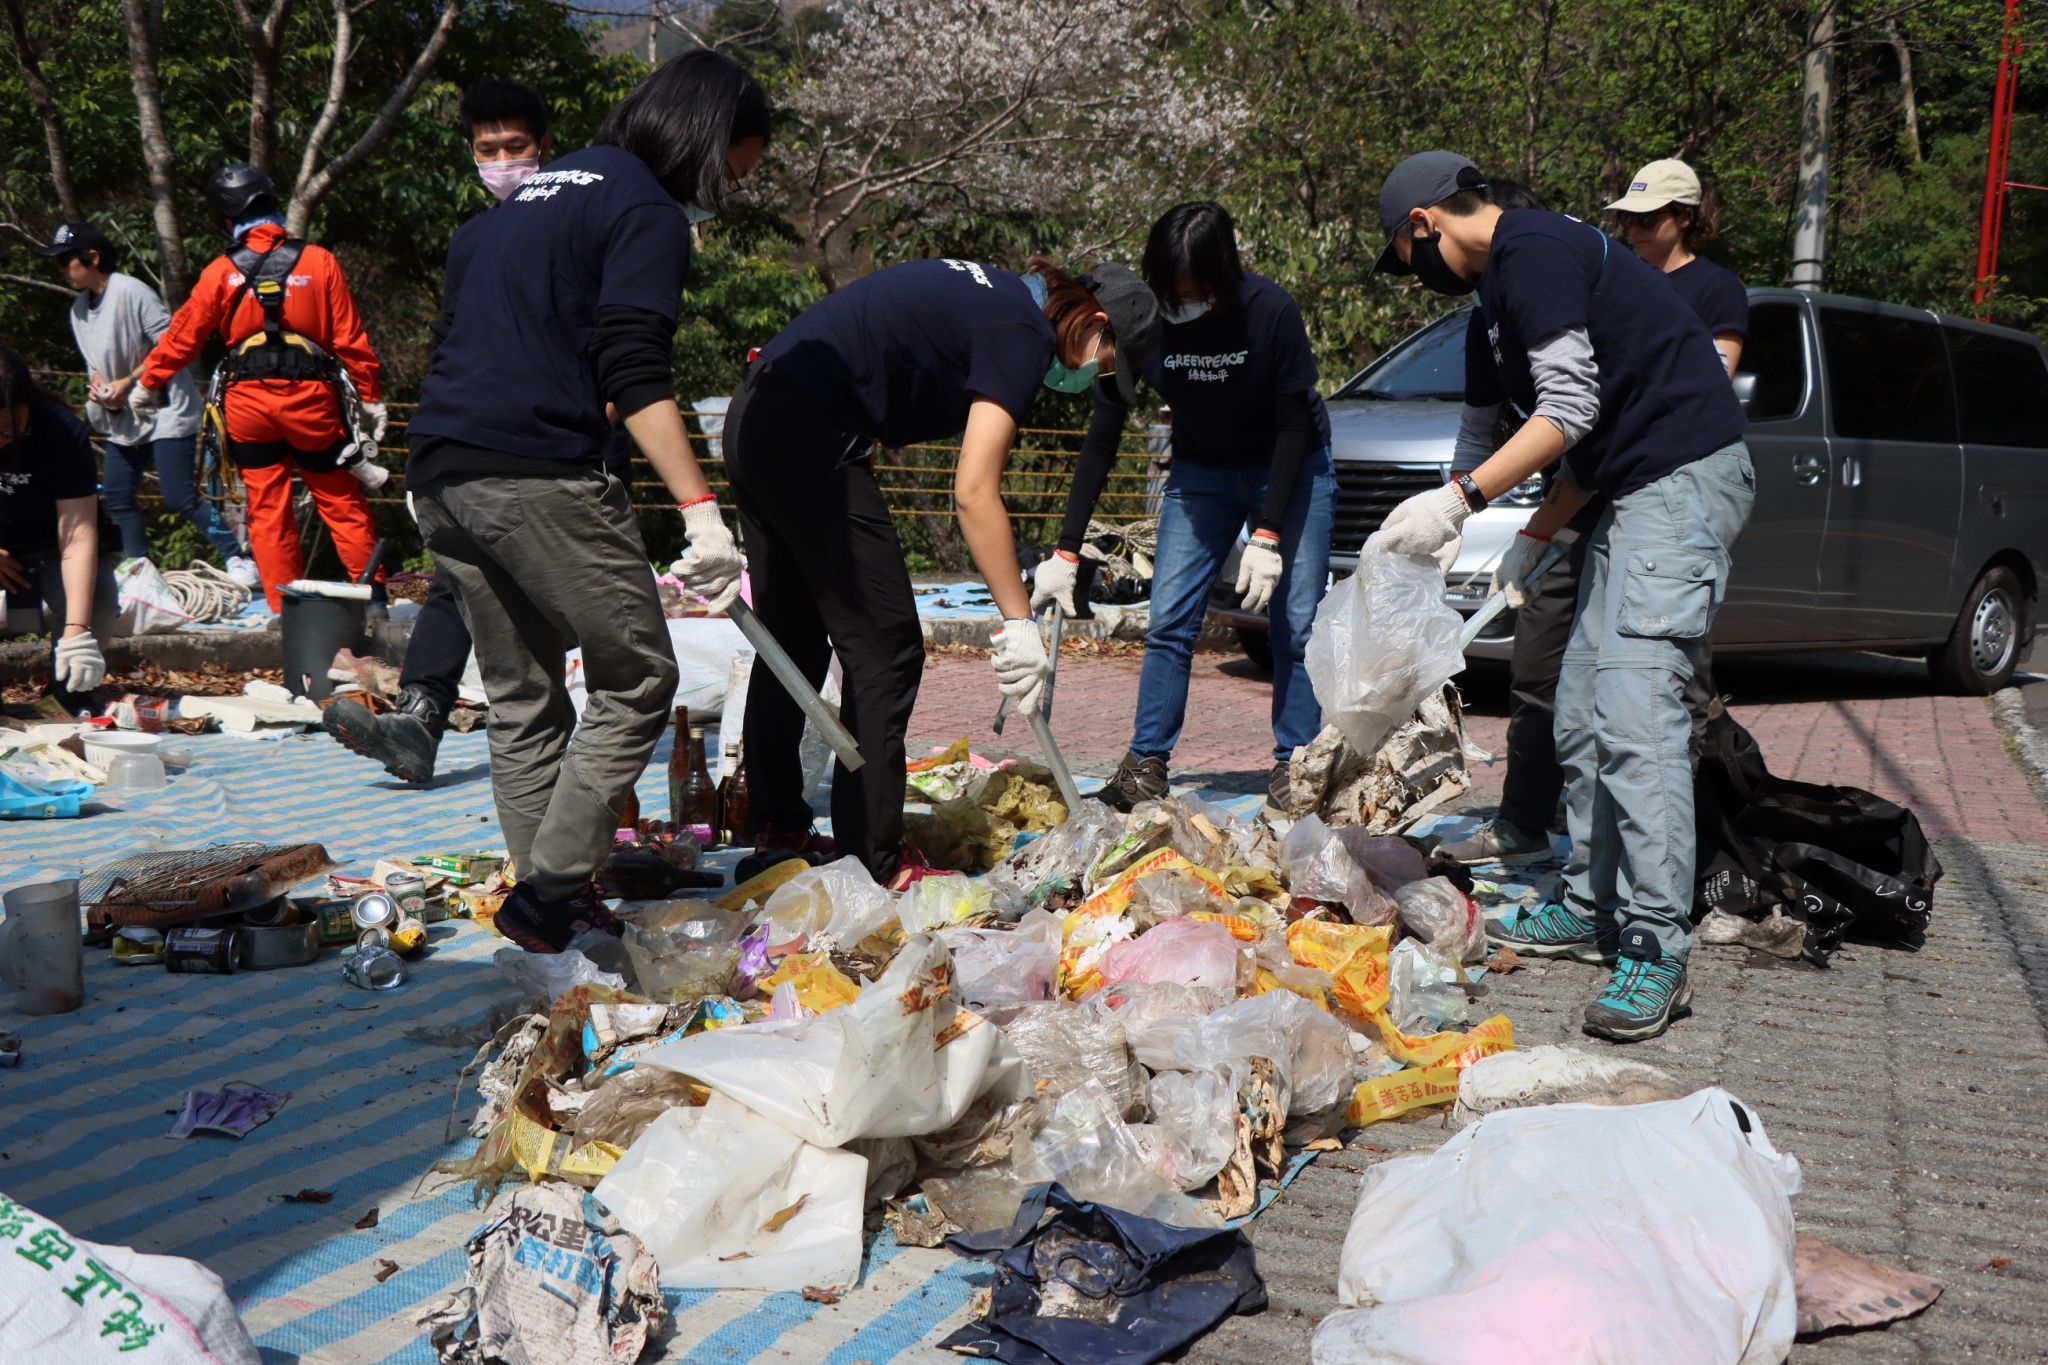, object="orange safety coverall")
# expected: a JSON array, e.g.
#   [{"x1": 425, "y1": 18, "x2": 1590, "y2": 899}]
[{"x1": 141, "y1": 223, "x2": 385, "y2": 610}]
